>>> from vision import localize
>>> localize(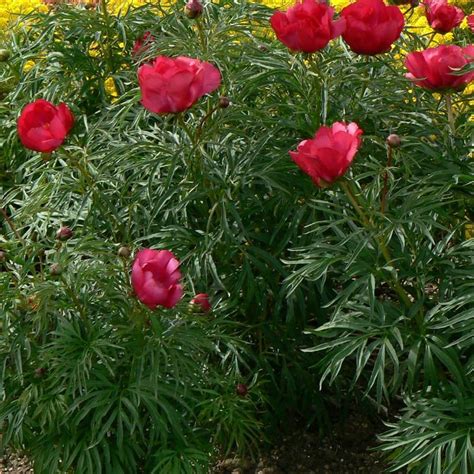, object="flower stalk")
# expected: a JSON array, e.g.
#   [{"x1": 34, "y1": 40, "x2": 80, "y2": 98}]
[
  {"x1": 445, "y1": 93, "x2": 455, "y2": 135},
  {"x1": 339, "y1": 180, "x2": 413, "y2": 309}
]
